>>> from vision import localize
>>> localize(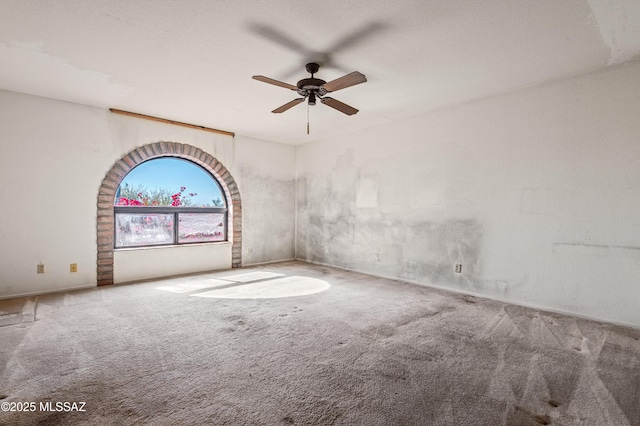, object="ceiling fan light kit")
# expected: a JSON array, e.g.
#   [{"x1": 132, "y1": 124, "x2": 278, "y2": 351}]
[{"x1": 253, "y1": 62, "x2": 367, "y2": 123}]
